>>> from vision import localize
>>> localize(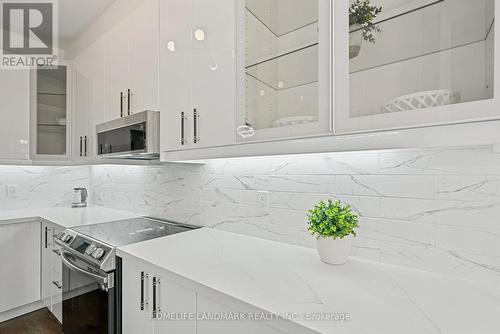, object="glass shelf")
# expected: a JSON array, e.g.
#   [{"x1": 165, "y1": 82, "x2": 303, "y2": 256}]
[
  {"x1": 349, "y1": 0, "x2": 495, "y2": 74},
  {"x1": 37, "y1": 92, "x2": 67, "y2": 96},
  {"x1": 37, "y1": 124, "x2": 67, "y2": 127},
  {"x1": 245, "y1": 0, "x2": 318, "y2": 37},
  {"x1": 246, "y1": 43, "x2": 318, "y2": 91}
]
